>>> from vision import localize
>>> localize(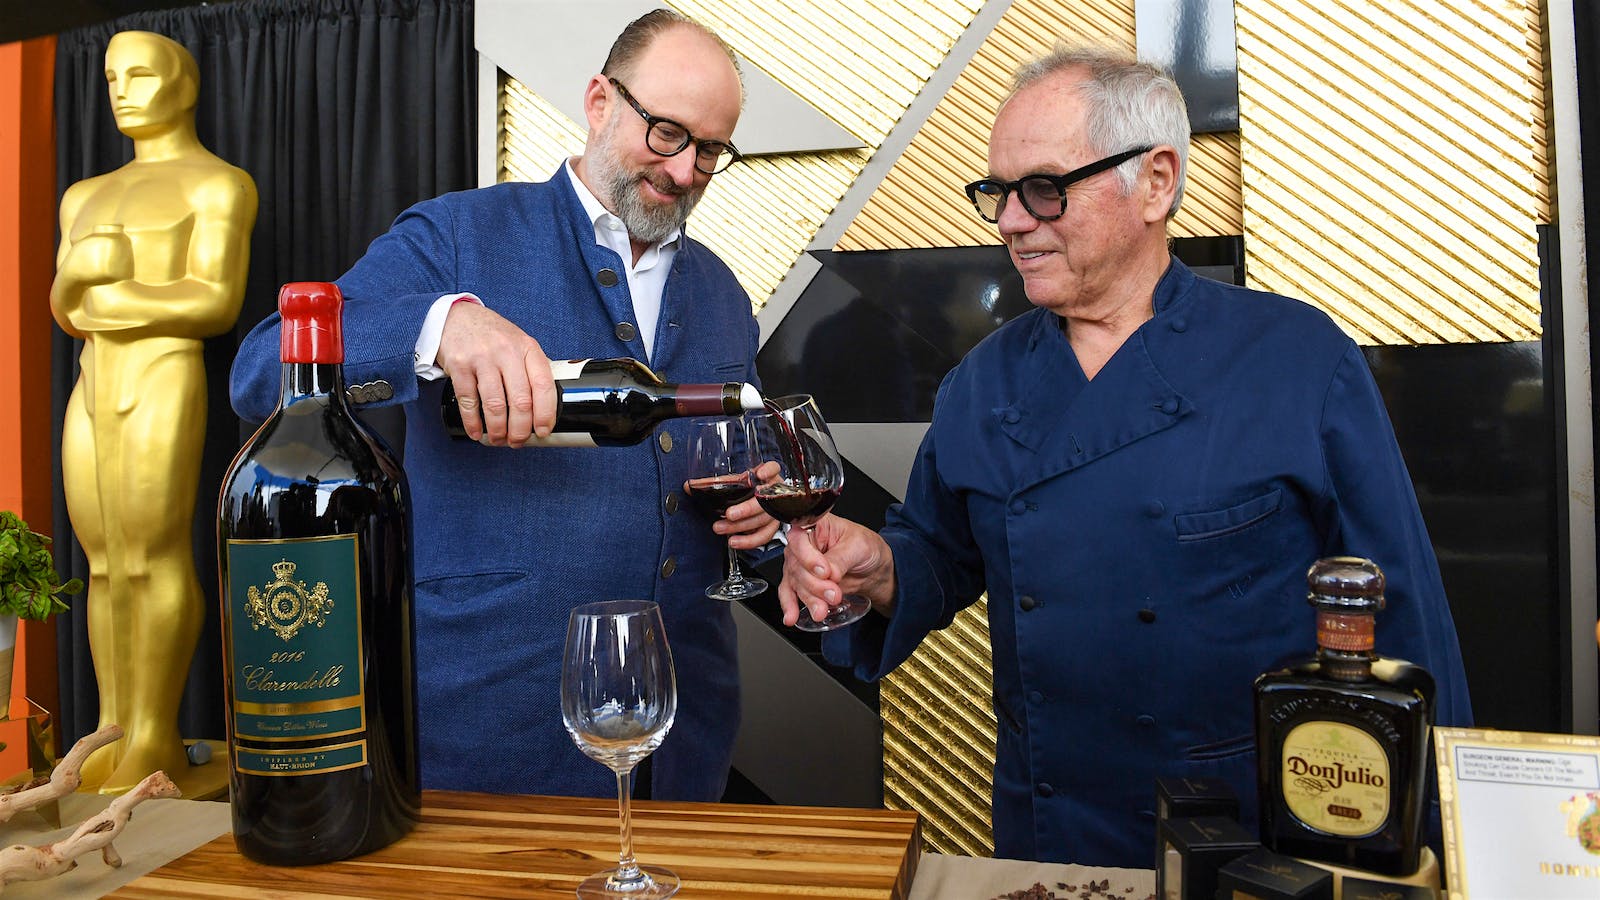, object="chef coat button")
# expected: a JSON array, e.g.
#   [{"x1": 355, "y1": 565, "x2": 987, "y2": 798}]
[
  {"x1": 1145, "y1": 500, "x2": 1165, "y2": 518},
  {"x1": 658, "y1": 431, "x2": 673, "y2": 453},
  {"x1": 1028, "y1": 690, "x2": 1043, "y2": 704},
  {"x1": 661, "y1": 557, "x2": 677, "y2": 578},
  {"x1": 1161, "y1": 397, "x2": 1179, "y2": 415},
  {"x1": 1003, "y1": 408, "x2": 1020, "y2": 424},
  {"x1": 615, "y1": 321, "x2": 637, "y2": 342},
  {"x1": 1138, "y1": 608, "x2": 1156, "y2": 623},
  {"x1": 1036, "y1": 782, "x2": 1055, "y2": 798},
  {"x1": 1170, "y1": 317, "x2": 1187, "y2": 333},
  {"x1": 1136, "y1": 714, "x2": 1156, "y2": 728},
  {"x1": 1019, "y1": 595, "x2": 1038, "y2": 611},
  {"x1": 664, "y1": 492, "x2": 680, "y2": 514},
  {"x1": 598, "y1": 268, "x2": 619, "y2": 287},
  {"x1": 1009, "y1": 499, "x2": 1026, "y2": 515}
]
